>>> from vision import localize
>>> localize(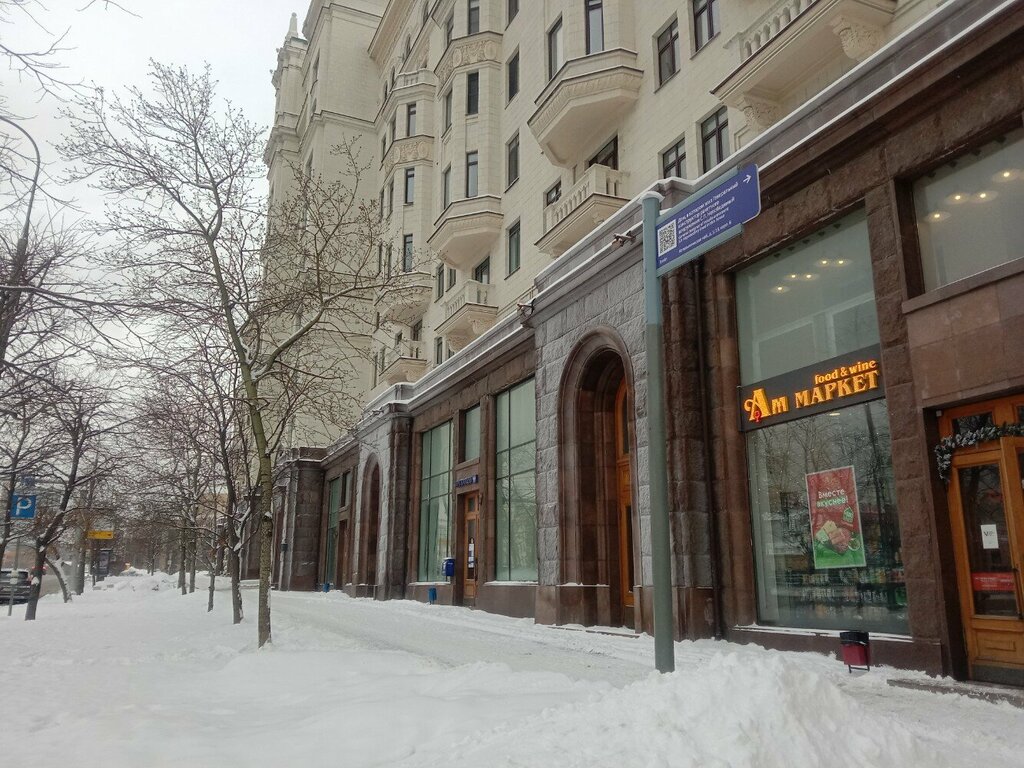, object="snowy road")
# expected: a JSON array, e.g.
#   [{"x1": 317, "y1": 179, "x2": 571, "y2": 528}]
[{"x1": 1, "y1": 574, "x2": 1022, "y2": 768}]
